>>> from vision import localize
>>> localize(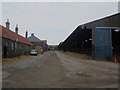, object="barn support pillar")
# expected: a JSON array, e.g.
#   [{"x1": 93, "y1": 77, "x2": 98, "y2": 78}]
[{"x1": 92, "y1": 27, "x2": 95, "y2": 58}]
